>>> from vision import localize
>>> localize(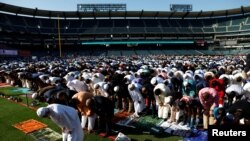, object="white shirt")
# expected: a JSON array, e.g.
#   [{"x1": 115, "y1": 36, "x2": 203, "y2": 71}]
[
  {"x1": 67, "y1": 79, "x2": 88, "y2": 92},
  {"x1": 46, "y1": 104, "x2": 83, "y2": 141}
]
